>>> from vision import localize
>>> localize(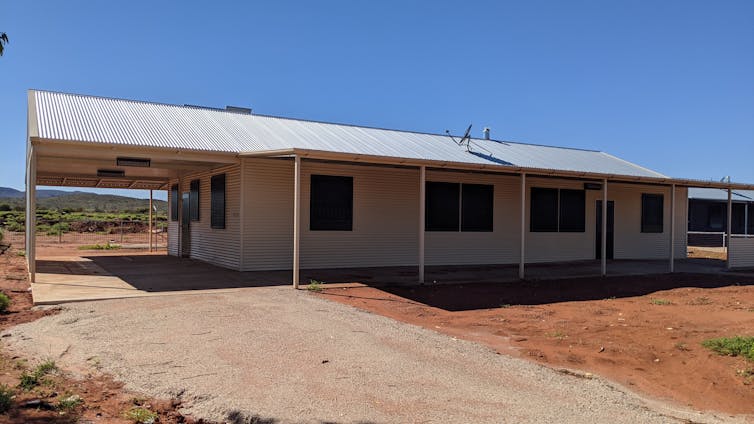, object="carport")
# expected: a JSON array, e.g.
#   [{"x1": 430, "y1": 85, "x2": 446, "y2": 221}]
[{"x1": 24, "y1": 91, "x2": 240, "y2": 283}]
